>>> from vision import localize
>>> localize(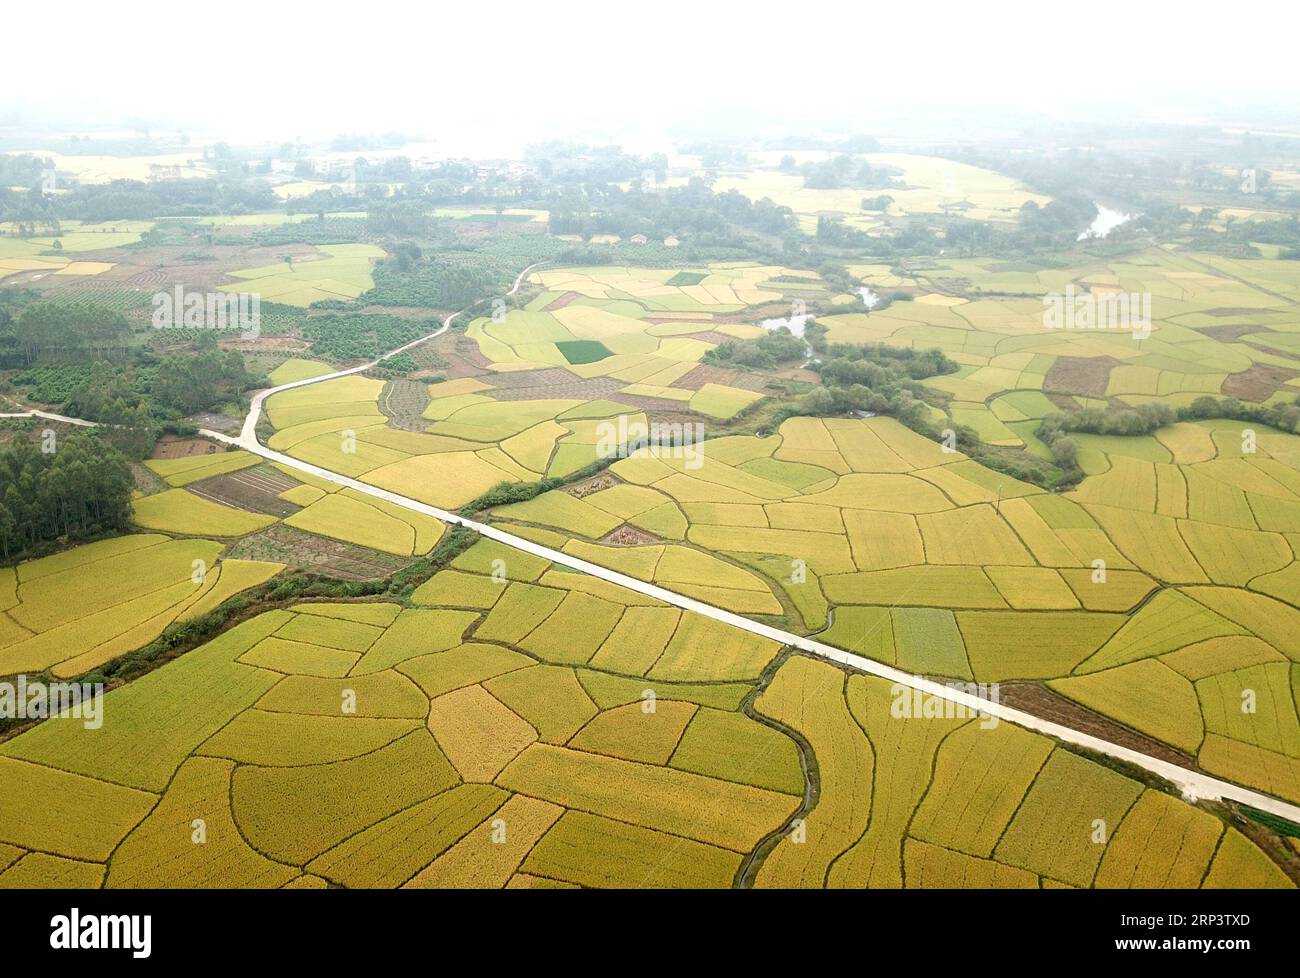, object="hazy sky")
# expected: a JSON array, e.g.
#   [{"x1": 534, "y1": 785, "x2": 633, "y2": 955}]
[{"x1": 7, "y1": 0, "x2": 1298, "y2": 150}]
